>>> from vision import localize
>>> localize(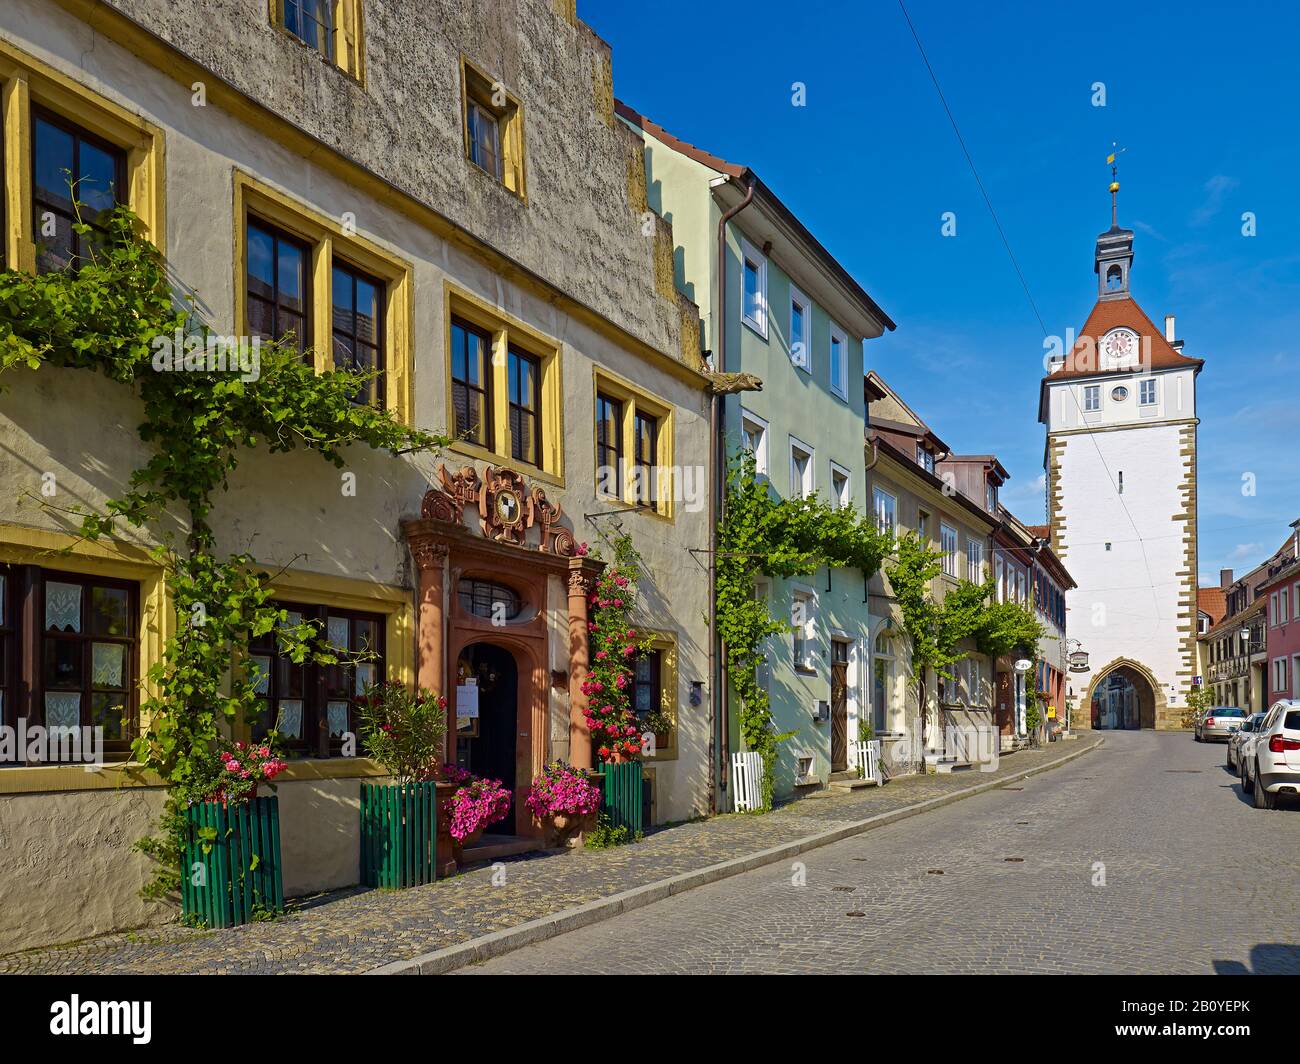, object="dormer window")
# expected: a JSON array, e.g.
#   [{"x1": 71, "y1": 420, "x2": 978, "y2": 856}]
[
  {"x1": 915, "y1": 444, "x2": 934, "y2": 474},
  {"x1": 985, "y1": 482, "x2": 997, "y2": 512}
]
